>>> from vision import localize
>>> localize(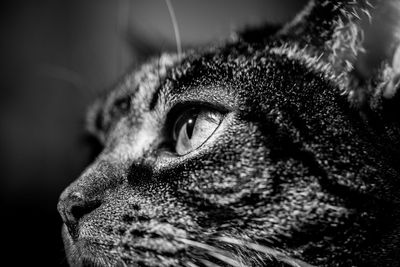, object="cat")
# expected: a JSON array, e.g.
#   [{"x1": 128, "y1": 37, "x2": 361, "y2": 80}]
[{"x1": 58, "y1": 0, "x2": 400, "y2": 266}]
